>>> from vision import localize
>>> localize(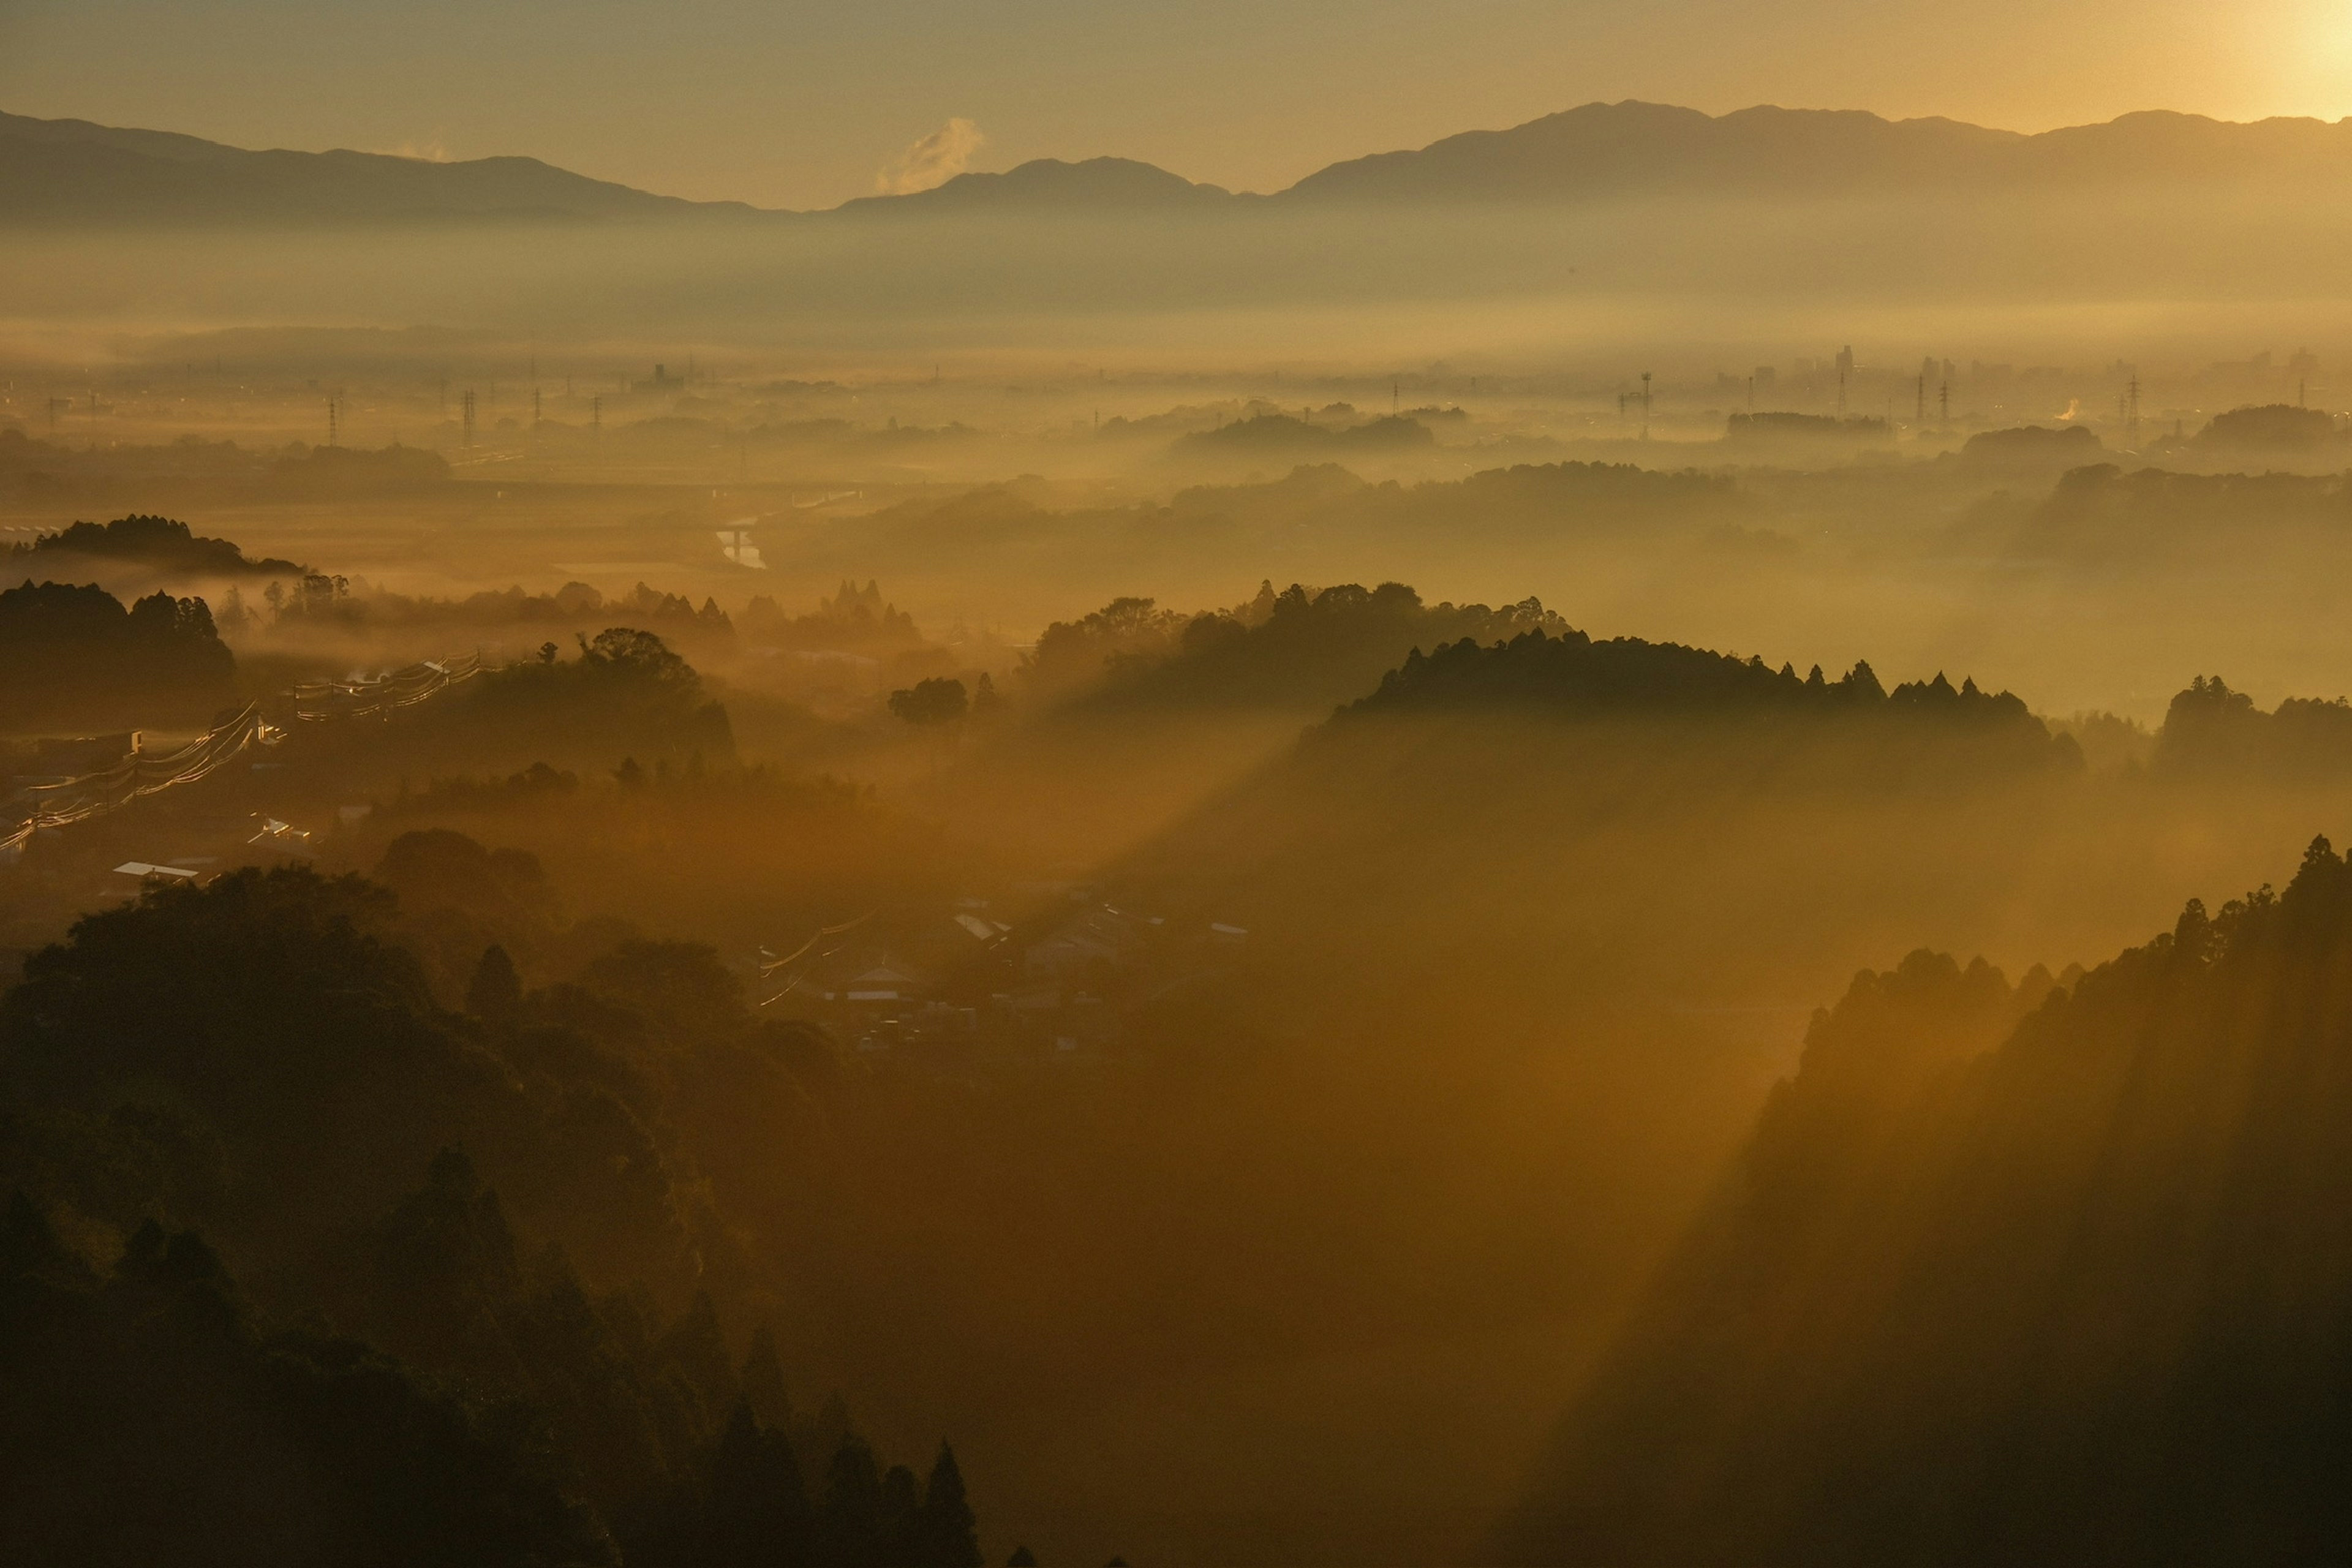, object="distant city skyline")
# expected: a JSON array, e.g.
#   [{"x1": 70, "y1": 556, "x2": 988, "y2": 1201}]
[{"x1": 2, "y1": 0, "x2": 2347, "y2": 209}]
